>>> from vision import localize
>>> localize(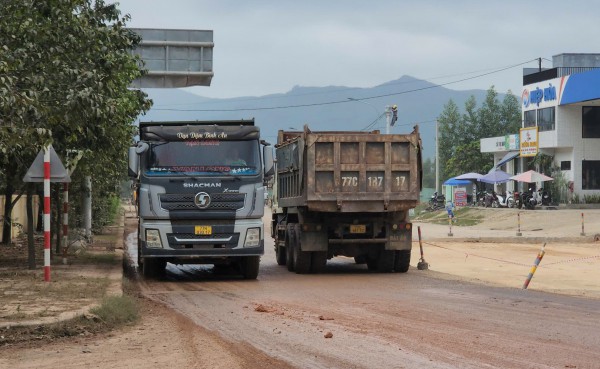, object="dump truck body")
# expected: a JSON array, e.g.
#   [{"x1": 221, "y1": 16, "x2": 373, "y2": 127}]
[{"x1": 271, "y1": 126, "x2": 422, "y2": 273}]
